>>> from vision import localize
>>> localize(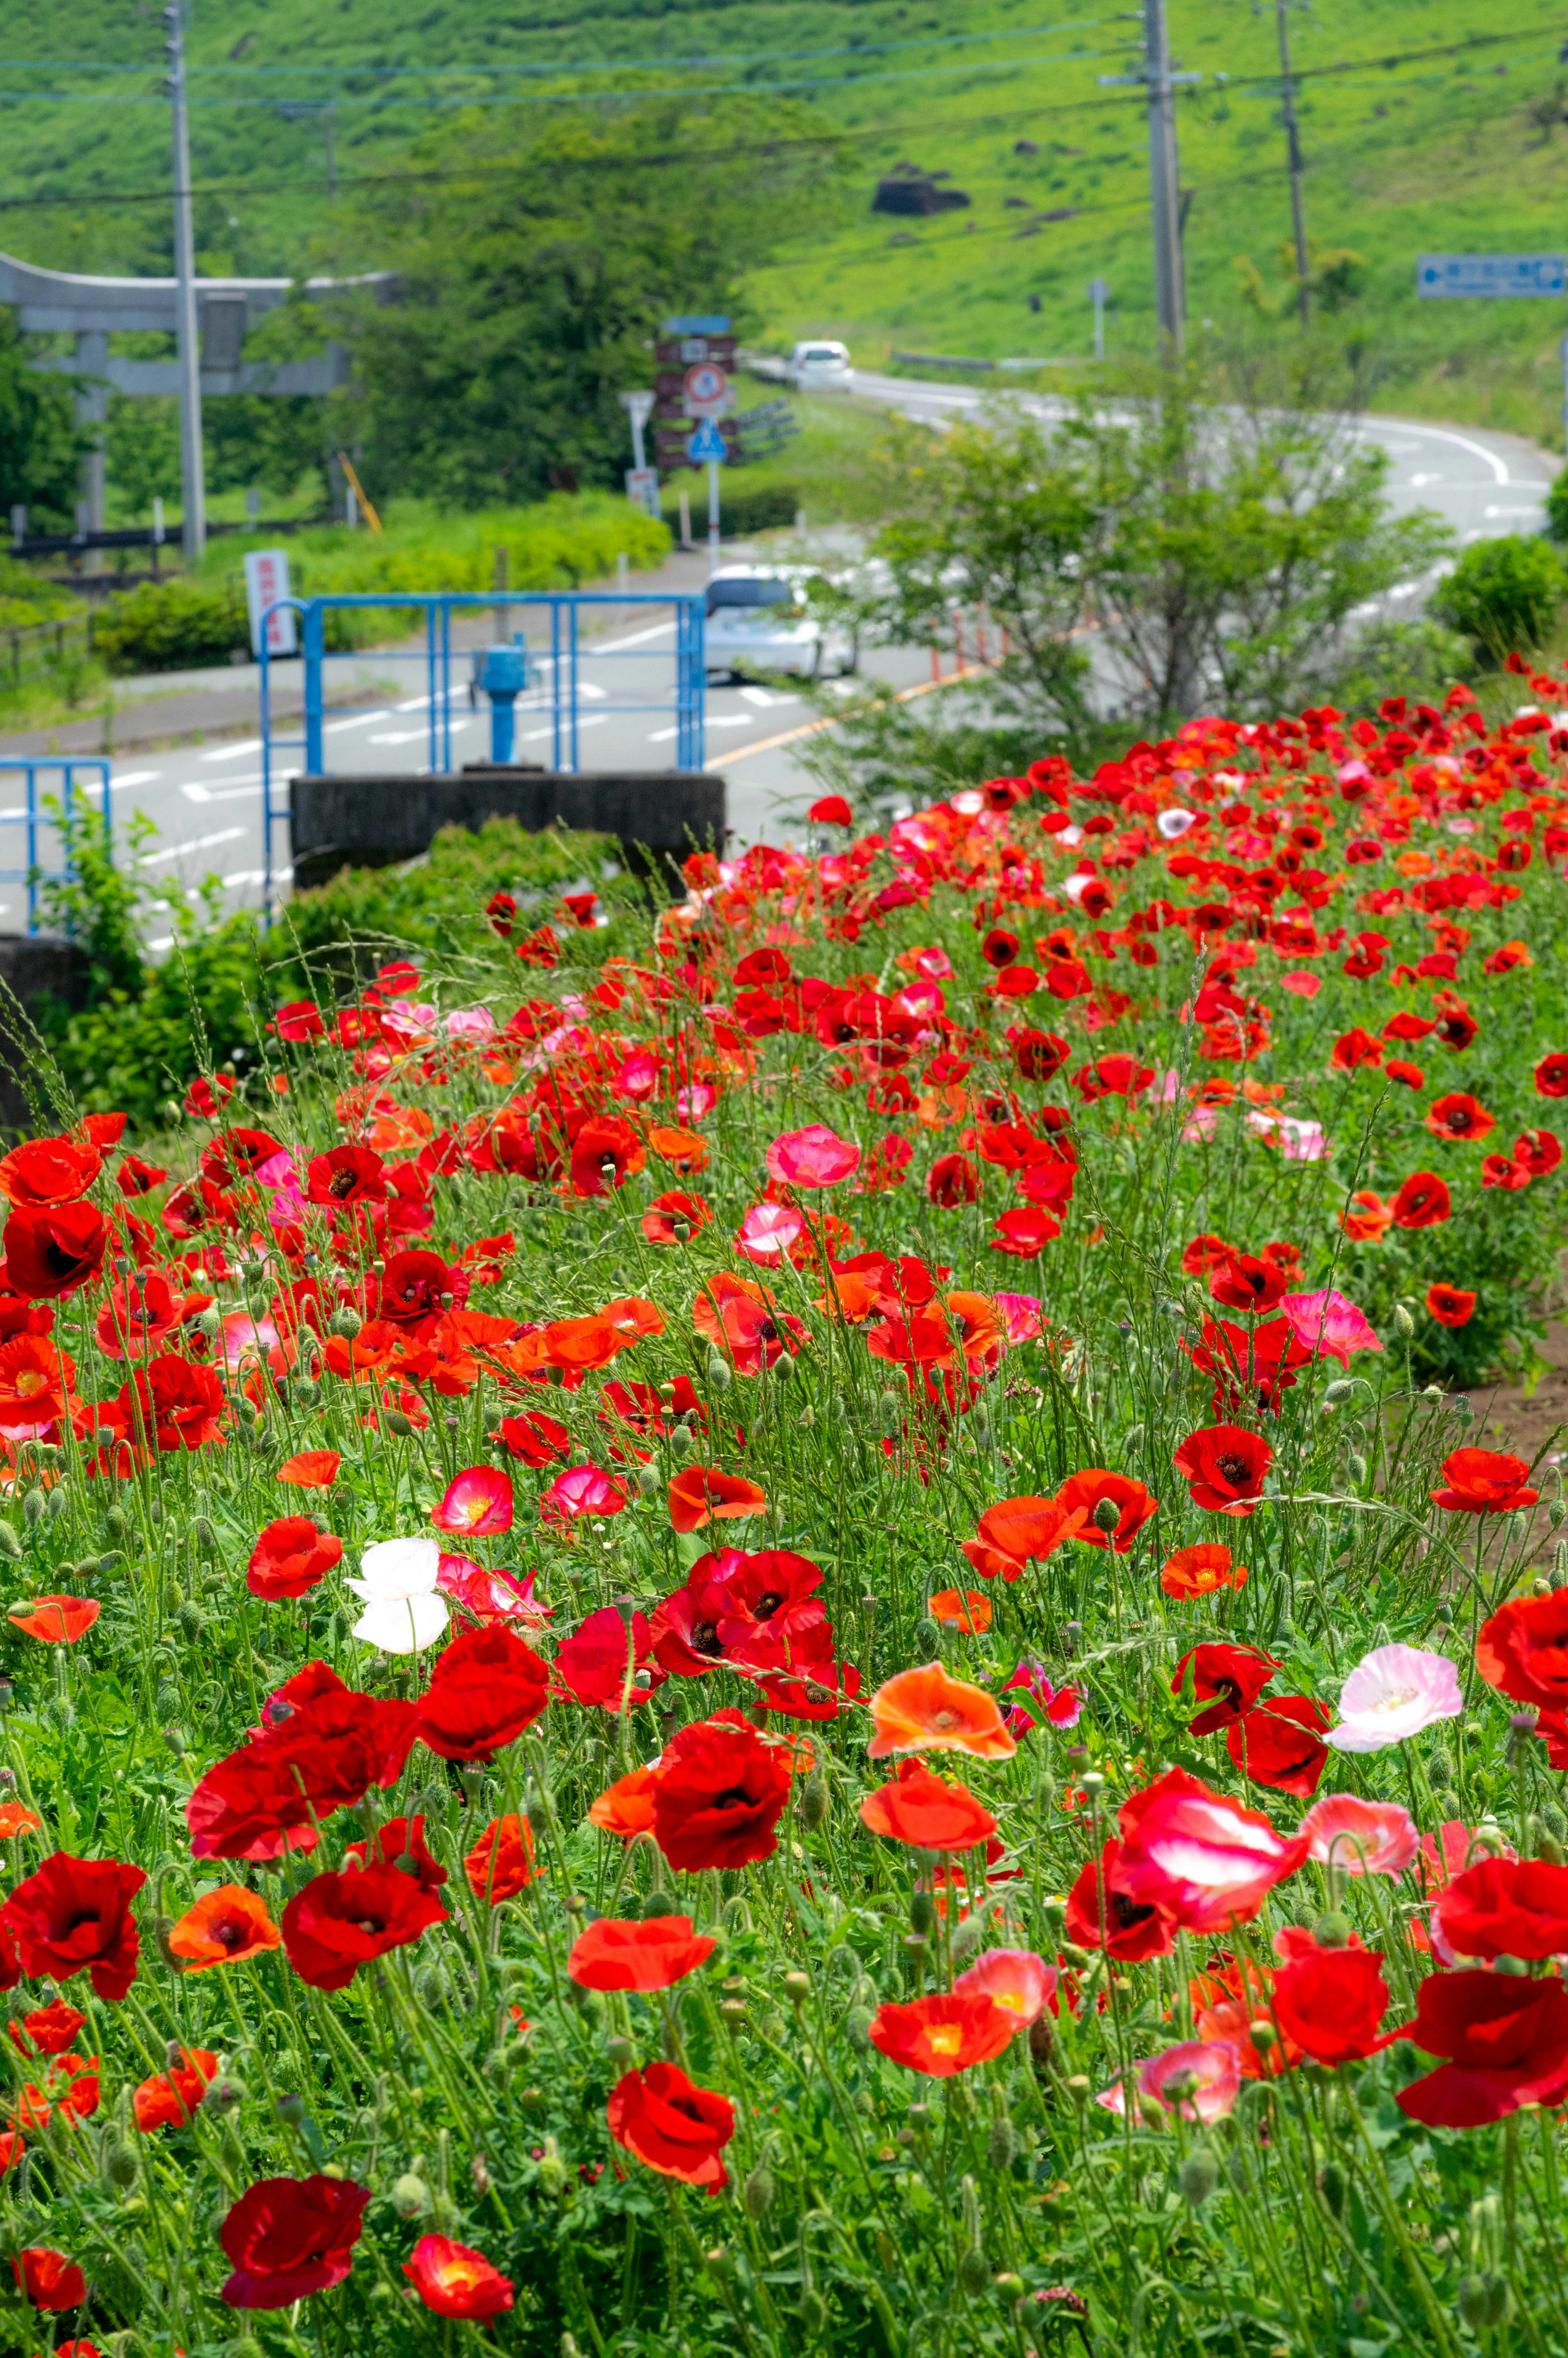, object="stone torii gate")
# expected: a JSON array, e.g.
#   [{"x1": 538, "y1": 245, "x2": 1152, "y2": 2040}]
[{"x1": 0, "y1": 249, "x2": 396, "y2": 560}]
